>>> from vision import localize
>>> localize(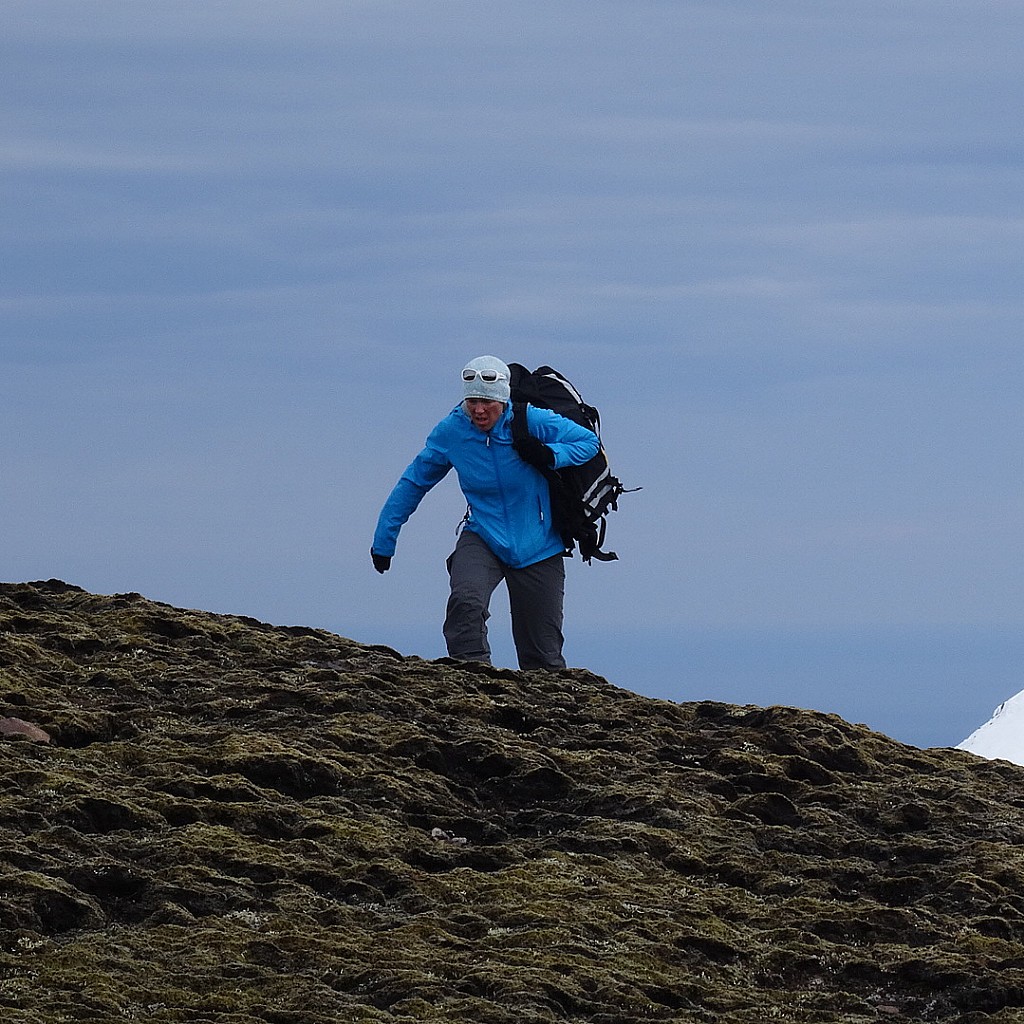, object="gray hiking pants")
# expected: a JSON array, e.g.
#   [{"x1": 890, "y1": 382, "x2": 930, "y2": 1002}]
[{"x1": 443, "y1": 529, "x2": 566, "y2": 671}]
